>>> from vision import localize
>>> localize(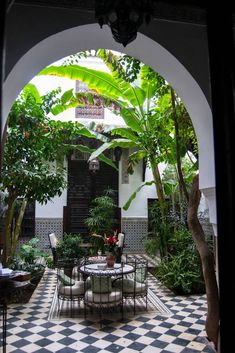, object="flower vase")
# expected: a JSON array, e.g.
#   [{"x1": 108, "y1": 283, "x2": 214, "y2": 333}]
[{"x1": 106, "y1": 254, "x2": 116, "y2": 268}]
